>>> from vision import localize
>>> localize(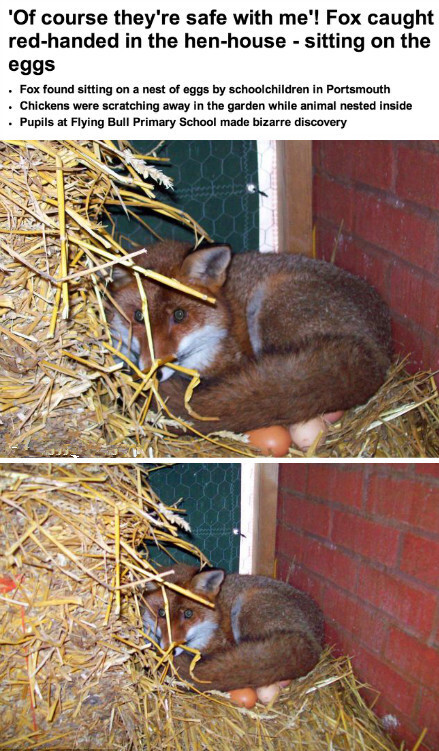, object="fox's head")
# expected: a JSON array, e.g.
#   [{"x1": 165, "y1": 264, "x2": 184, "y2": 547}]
[
  {"x1": 141, "y1": 564, "x2": 225, "y2": 655},
  {"x1": 107, "y1": 243, "x2": 232, "y2": 380}
]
